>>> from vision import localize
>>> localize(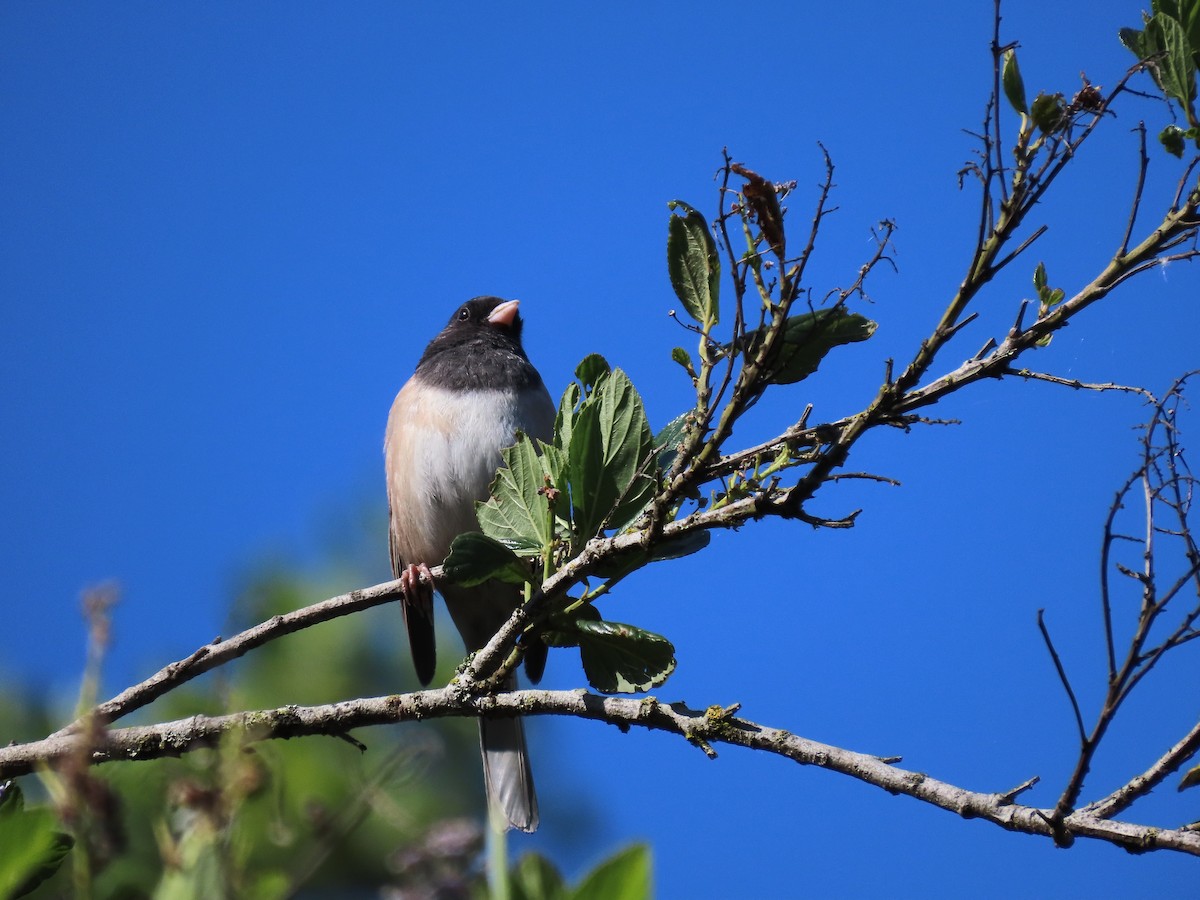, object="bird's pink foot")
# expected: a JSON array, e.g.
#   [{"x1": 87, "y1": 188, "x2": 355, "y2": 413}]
[{"x1": 401, "y1": 562, "x2": 435, "y2": 606}]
